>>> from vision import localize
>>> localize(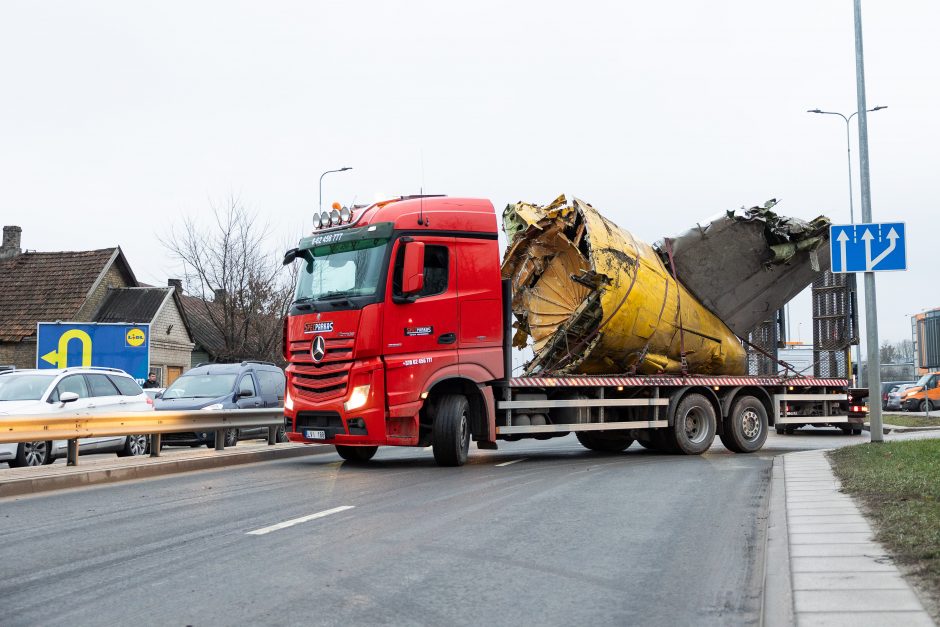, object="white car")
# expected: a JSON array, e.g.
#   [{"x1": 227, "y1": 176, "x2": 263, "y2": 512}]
[{"x1": 0, "y1": 367, "x2": 153, "y2": 467}]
